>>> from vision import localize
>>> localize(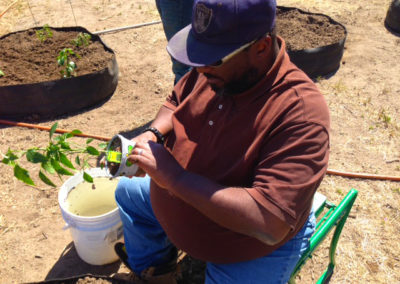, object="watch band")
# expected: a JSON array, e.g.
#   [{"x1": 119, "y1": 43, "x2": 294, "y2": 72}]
[{"x1": 142, "y1": 127, "x2": 165, "y2": 144}]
